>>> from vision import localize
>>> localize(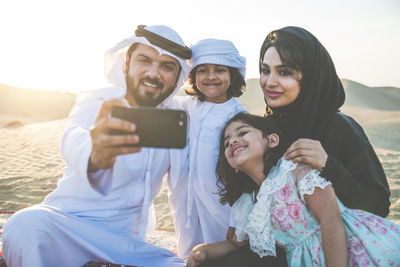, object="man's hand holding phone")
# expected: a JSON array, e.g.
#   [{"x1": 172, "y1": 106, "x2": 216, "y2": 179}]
[{"x1": 88, "y1": 99, "x2": 142, "y2": 172}]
